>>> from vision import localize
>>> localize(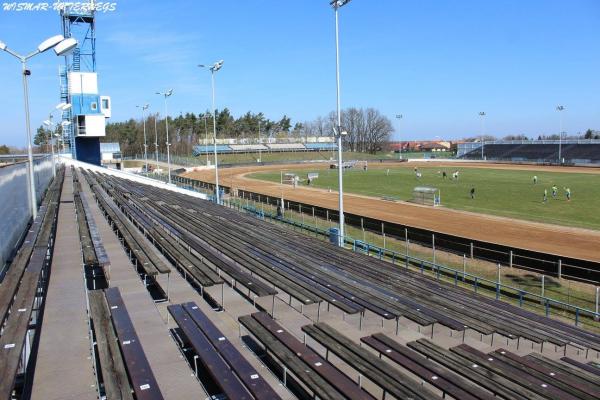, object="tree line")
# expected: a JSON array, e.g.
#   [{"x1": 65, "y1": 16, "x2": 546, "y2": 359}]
[{"x1": 53, "y1": 106, "x2": 394, "y2": 157}]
